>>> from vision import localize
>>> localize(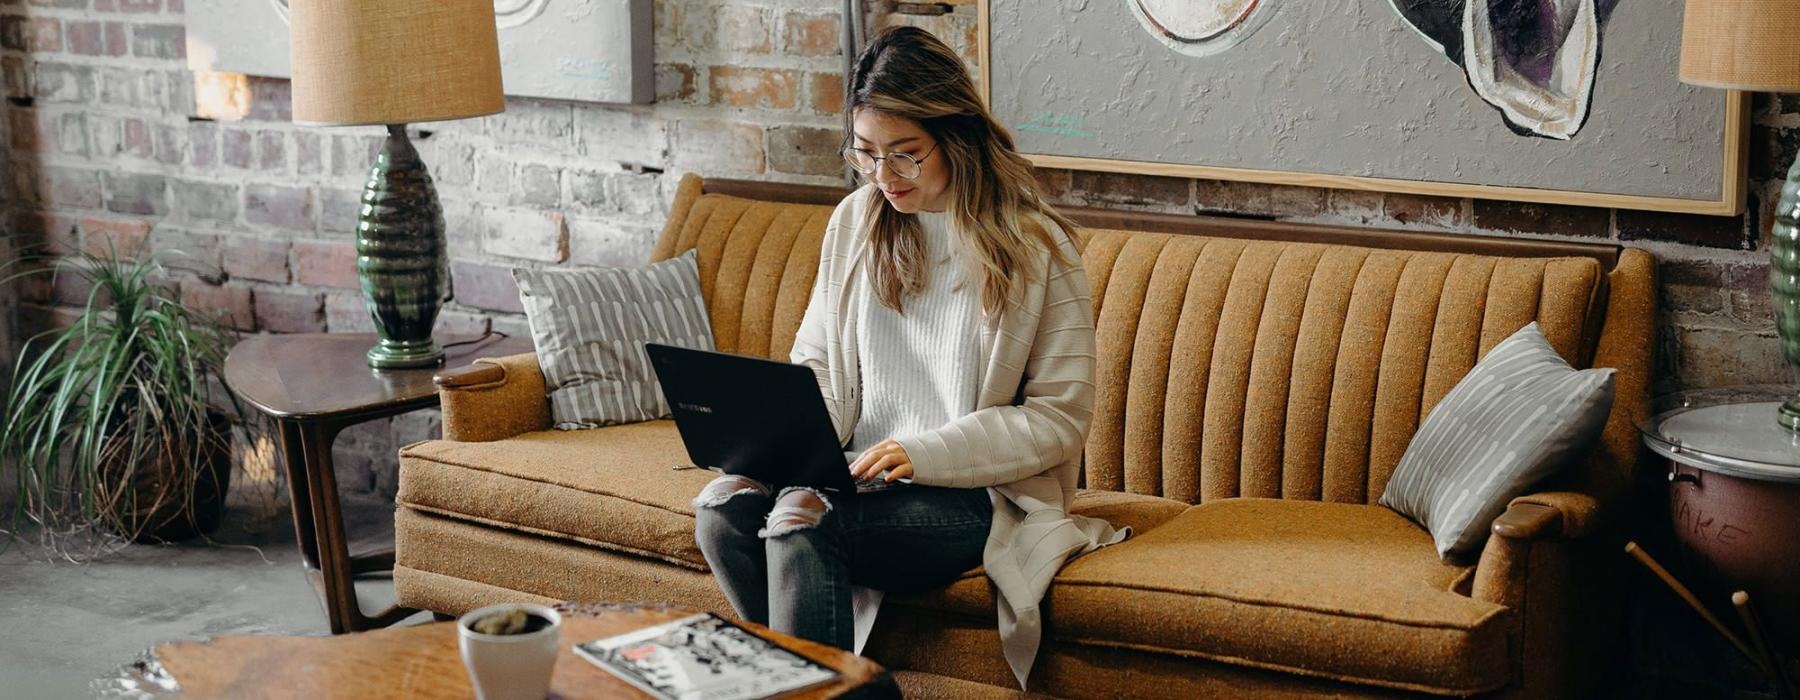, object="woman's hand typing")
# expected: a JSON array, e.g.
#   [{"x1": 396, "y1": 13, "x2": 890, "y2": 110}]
[{"x1": 849, "y1": 439, "x2": 915, "y2": 483}]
